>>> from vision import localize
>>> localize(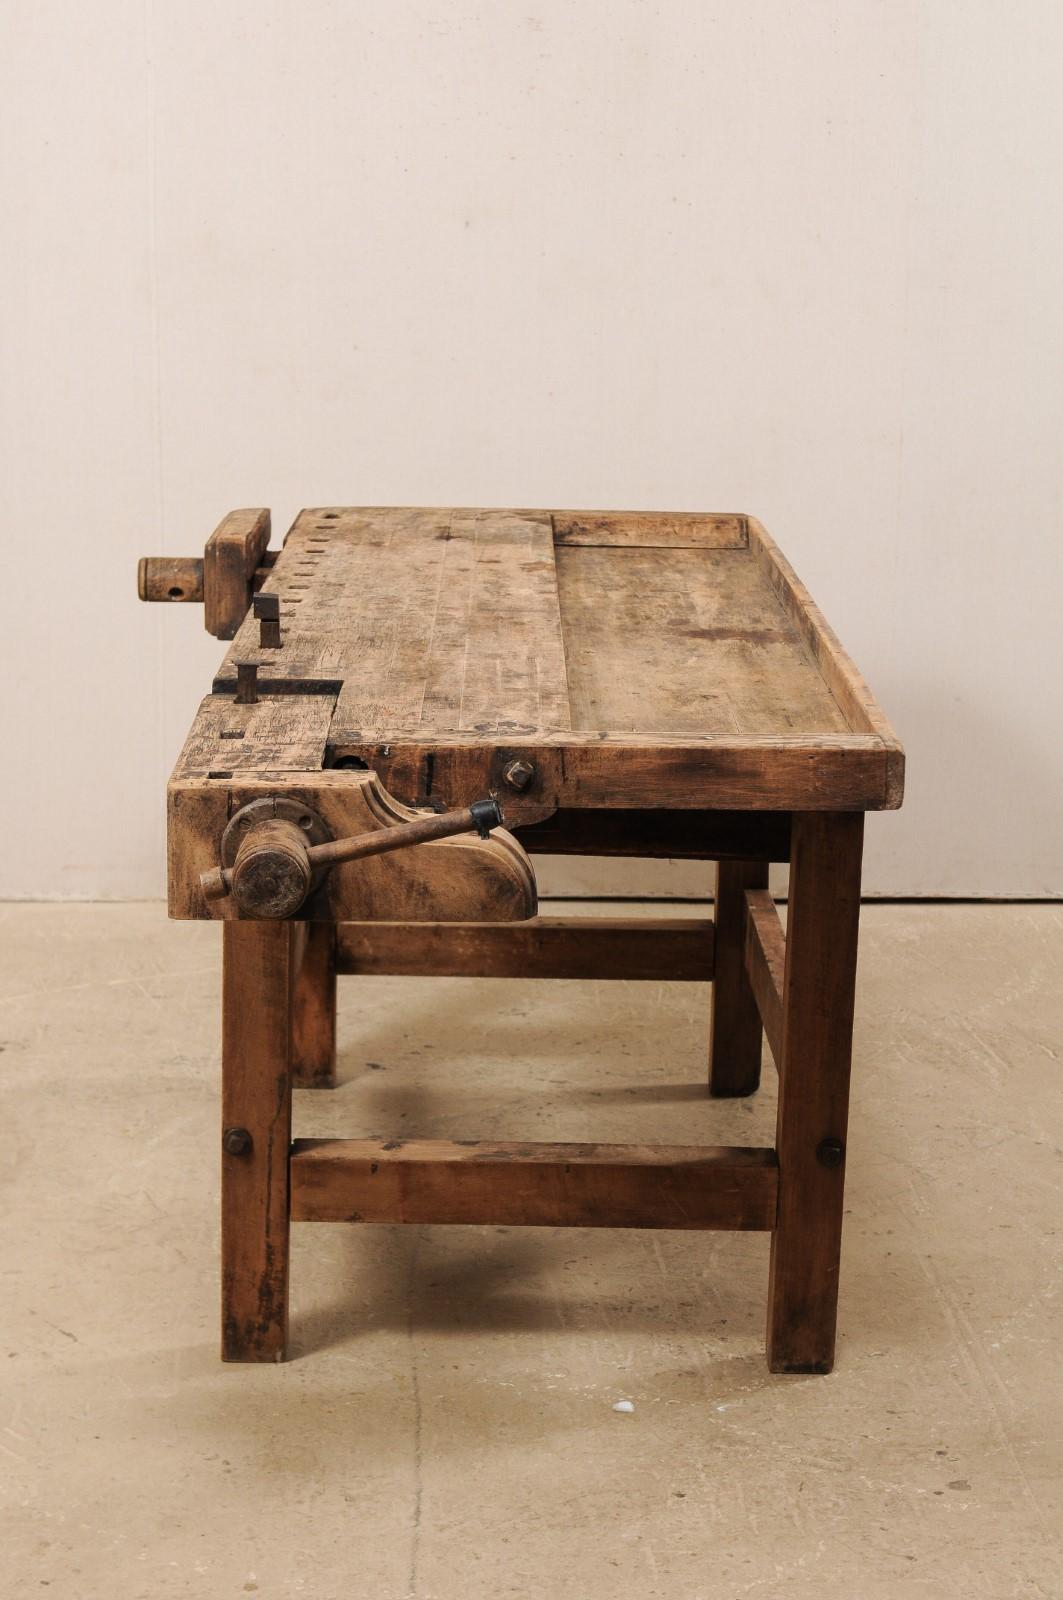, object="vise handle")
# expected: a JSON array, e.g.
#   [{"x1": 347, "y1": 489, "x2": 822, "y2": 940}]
[{"x1": 200, "y1": 798, "x2": 503, "y2": 918}]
